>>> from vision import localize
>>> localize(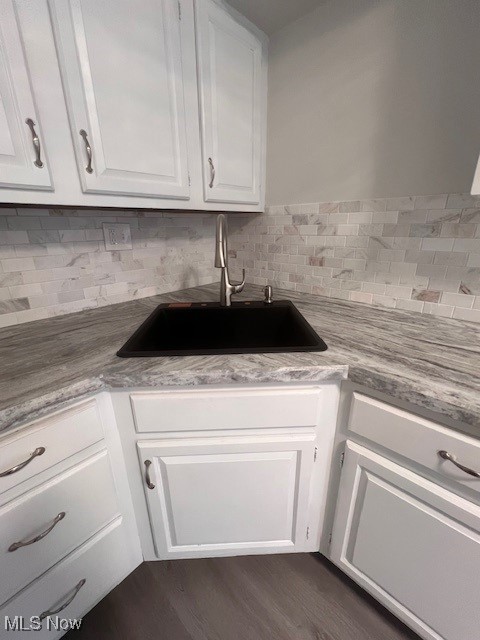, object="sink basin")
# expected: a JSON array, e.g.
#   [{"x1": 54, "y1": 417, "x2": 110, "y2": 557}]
[{"x1": 117, "y1": 300, "x2": 327, "y2": 357}]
